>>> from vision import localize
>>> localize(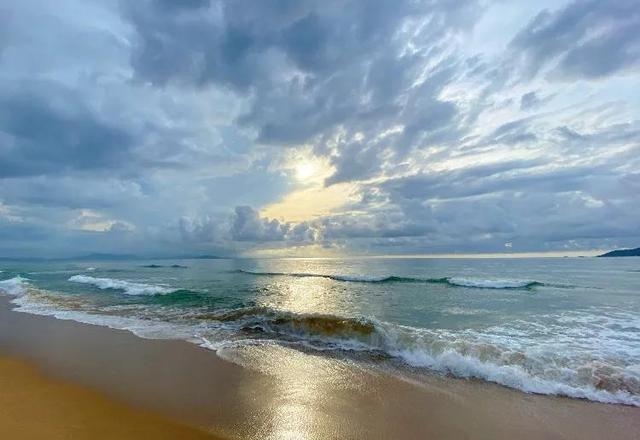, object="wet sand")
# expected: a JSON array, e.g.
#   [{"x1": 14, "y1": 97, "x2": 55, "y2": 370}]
[{"x1": 1, "y1": 296, "x2": 639, "y2": 440}]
